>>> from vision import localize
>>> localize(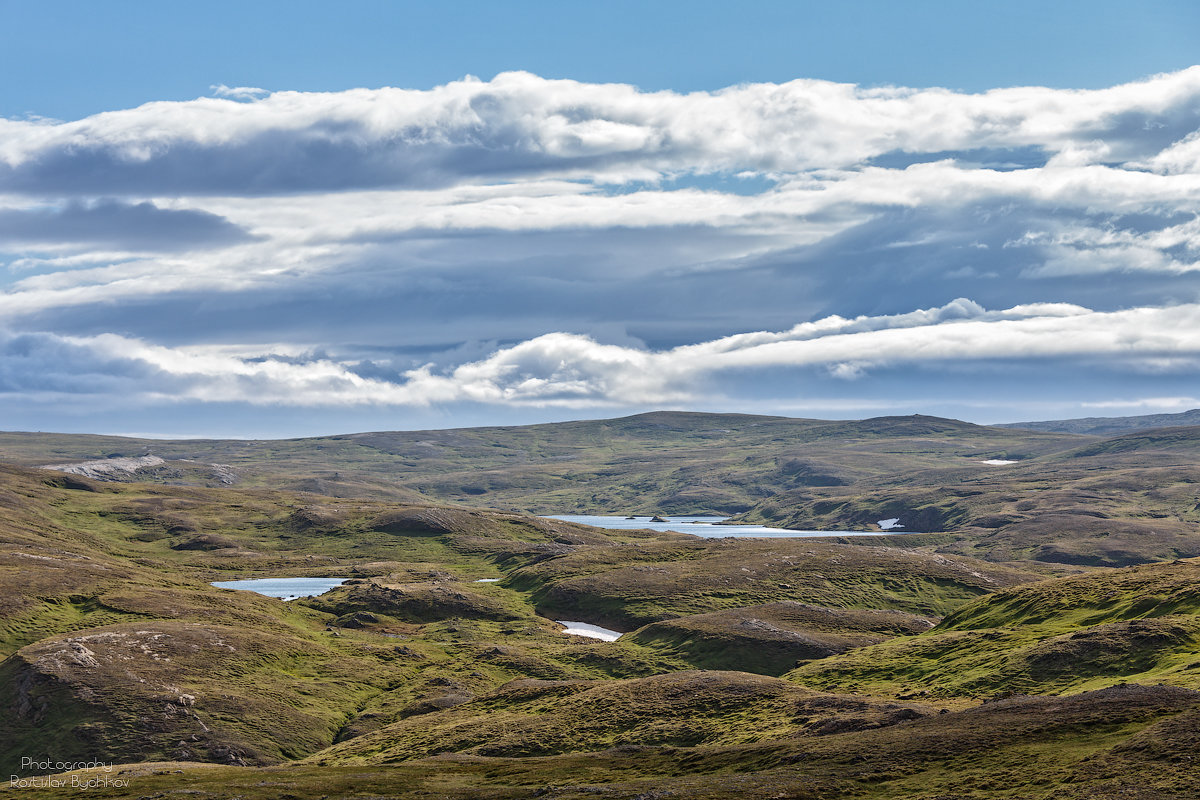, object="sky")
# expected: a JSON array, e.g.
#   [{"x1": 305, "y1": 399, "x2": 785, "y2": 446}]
[{"x1": 2, "y1": 1, "x2": 1200, "y2": 438}]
